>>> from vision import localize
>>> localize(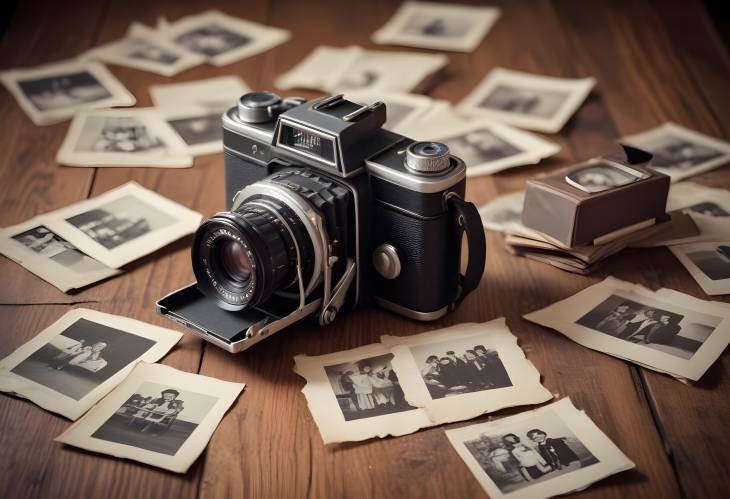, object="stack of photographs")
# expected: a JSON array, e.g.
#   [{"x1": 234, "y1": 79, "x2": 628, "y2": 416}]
[
  {"x1": 294, "y1": 318, "x2": 552, "y2": 444},
  {"x1": 524, "y1": 277, "x2": 730, "y2": 381},
  {"x1": 0, "y1": 182, "x2": 203, "y2": 291}
]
